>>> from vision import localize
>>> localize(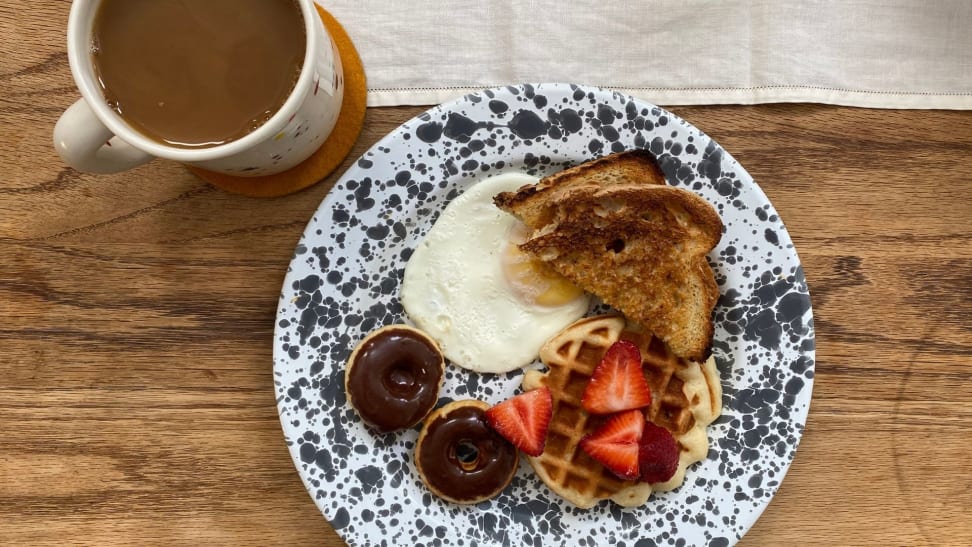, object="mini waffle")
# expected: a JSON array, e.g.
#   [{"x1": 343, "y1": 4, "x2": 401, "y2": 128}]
[{"x1": 522, "y1": 315, "x2": 722, "y2": 508}]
